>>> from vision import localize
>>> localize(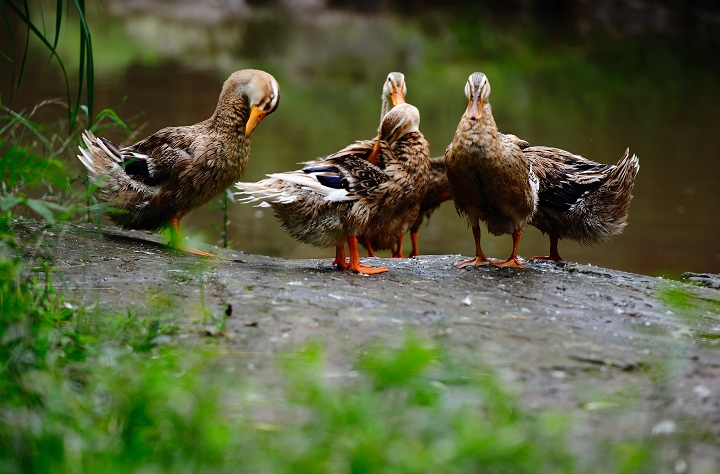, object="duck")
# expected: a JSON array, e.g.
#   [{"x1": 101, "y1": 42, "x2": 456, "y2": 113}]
[
  {"x1": 77, "y1": 69, "x2": 280, "y2": 257},
  {"x1": 361, "y1": 72, "x2": 446, "y2": 258},
  {"x1": 360, "y1": 72, "x2": 410, "y2": 257},
  {"x1": 444, "y1": 72, "x2": 538, "y2": 269},
  {"x1": 403, "y1": 134, "x2": 530, "y2": 257},
  {"x1": 235, "y1": 103, "x2": 430, "y2": 274},
  {"x1": 523, "y1": 146, "x2": 639, "y2": 261}
]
